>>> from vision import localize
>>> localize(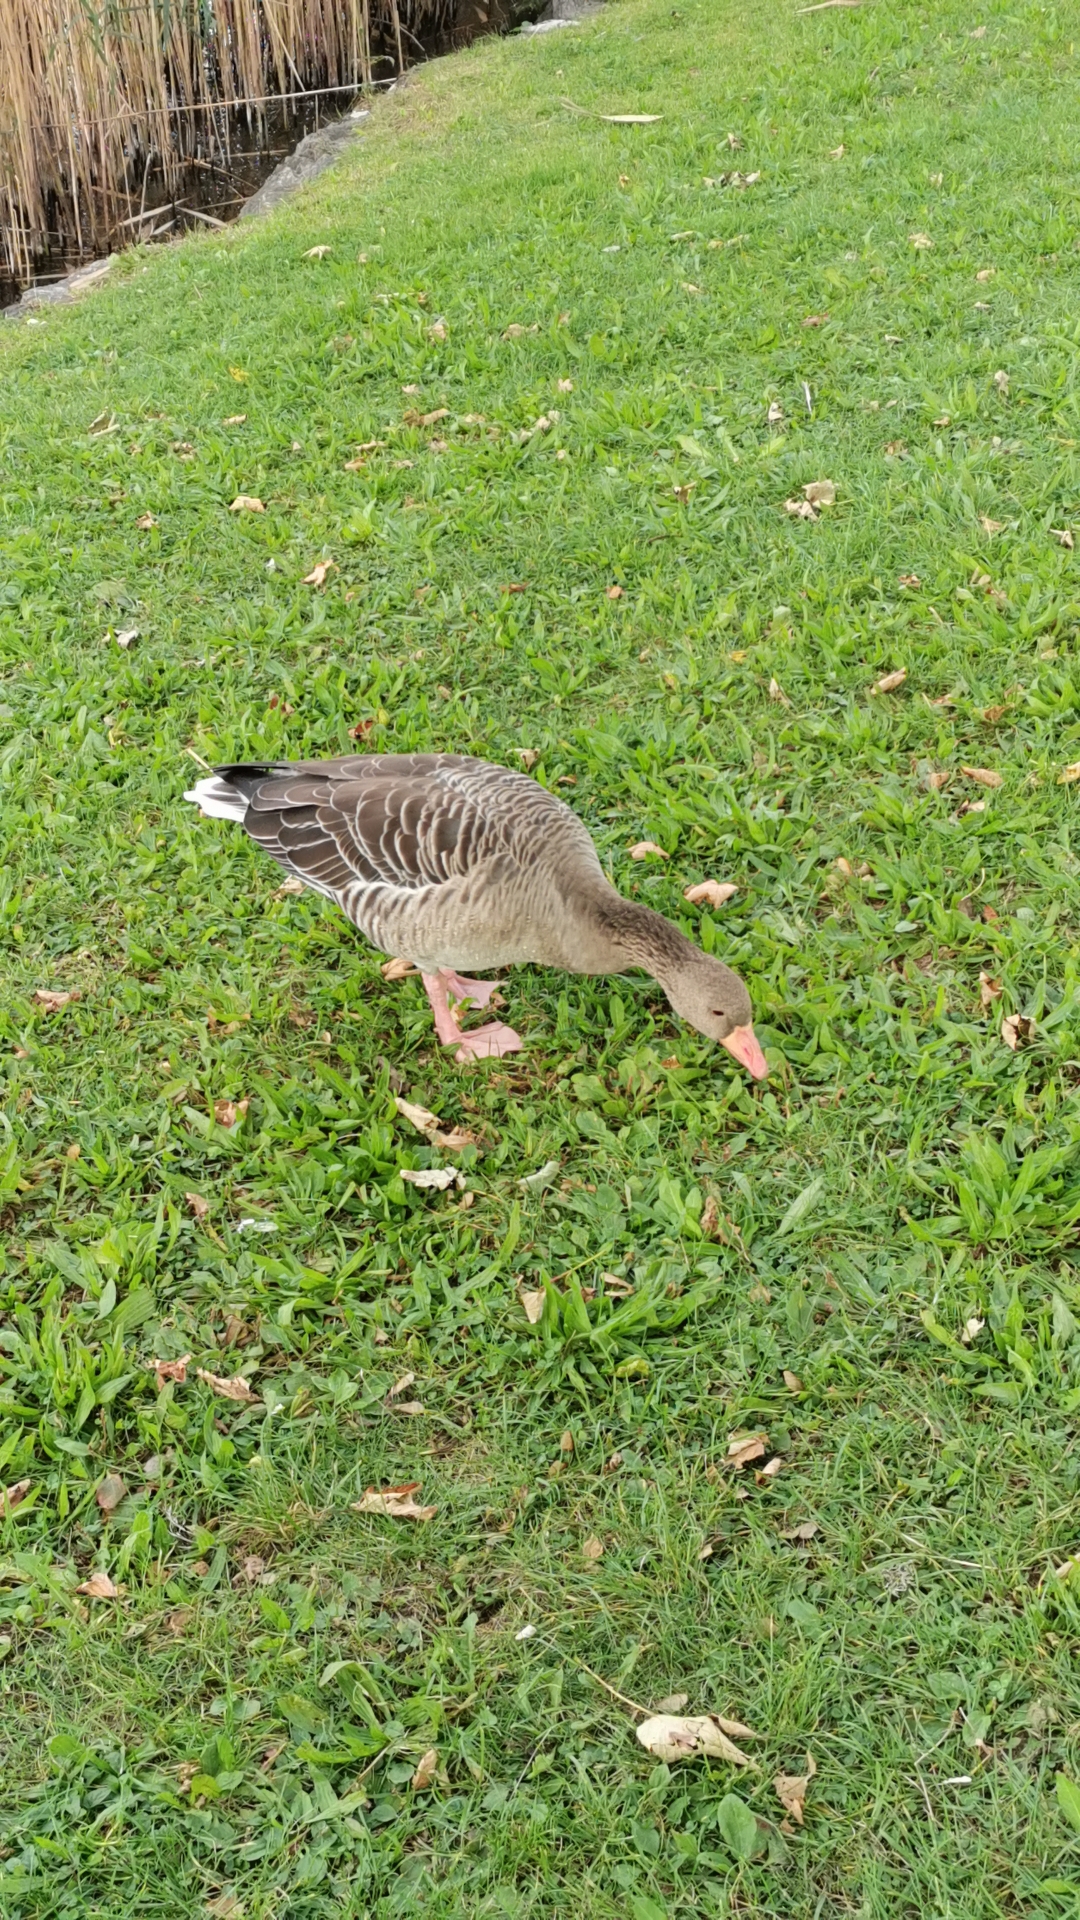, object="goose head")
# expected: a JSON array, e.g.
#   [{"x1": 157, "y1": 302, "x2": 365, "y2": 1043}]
[{"x1": 663, "y1": 951, "x2": 768, "y2": 1078}]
